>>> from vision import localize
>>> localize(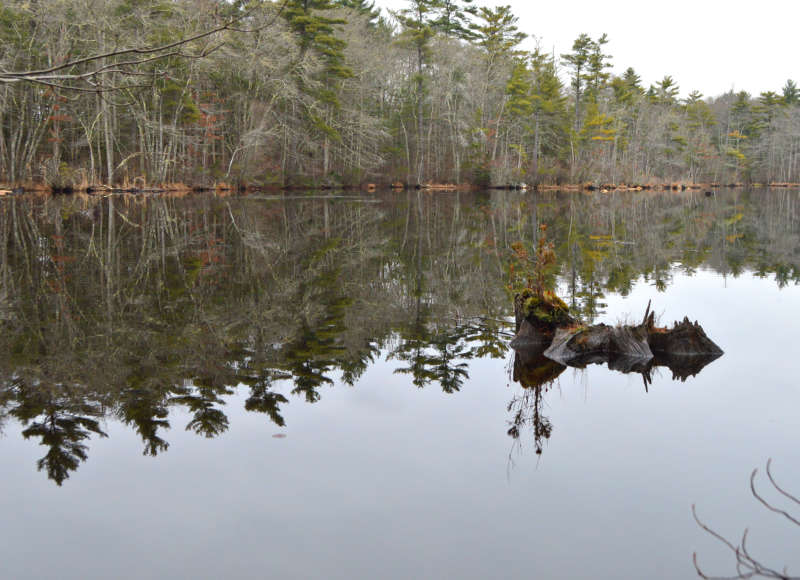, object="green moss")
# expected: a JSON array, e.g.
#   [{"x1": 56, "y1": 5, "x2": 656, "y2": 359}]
[{"x1": 520, "y1": 290, "x2": 571, "y2": 326}]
